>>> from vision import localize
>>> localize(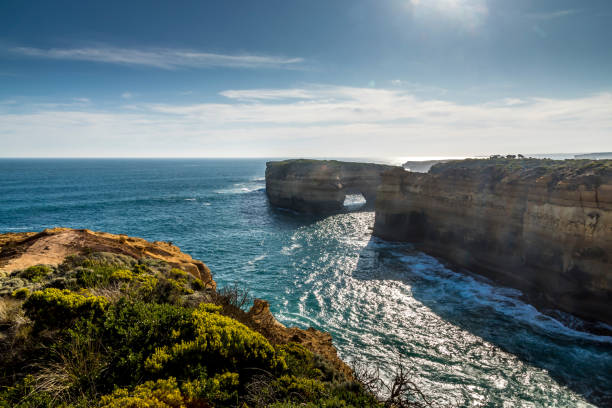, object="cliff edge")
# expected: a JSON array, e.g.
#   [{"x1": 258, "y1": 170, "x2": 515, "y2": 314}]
[
  {"x1": 374, "y1": 158, "x2": 612, "y2": 325},
  {"x1": 0, "y1": 228, "x2": 214, "y2": 286}
]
